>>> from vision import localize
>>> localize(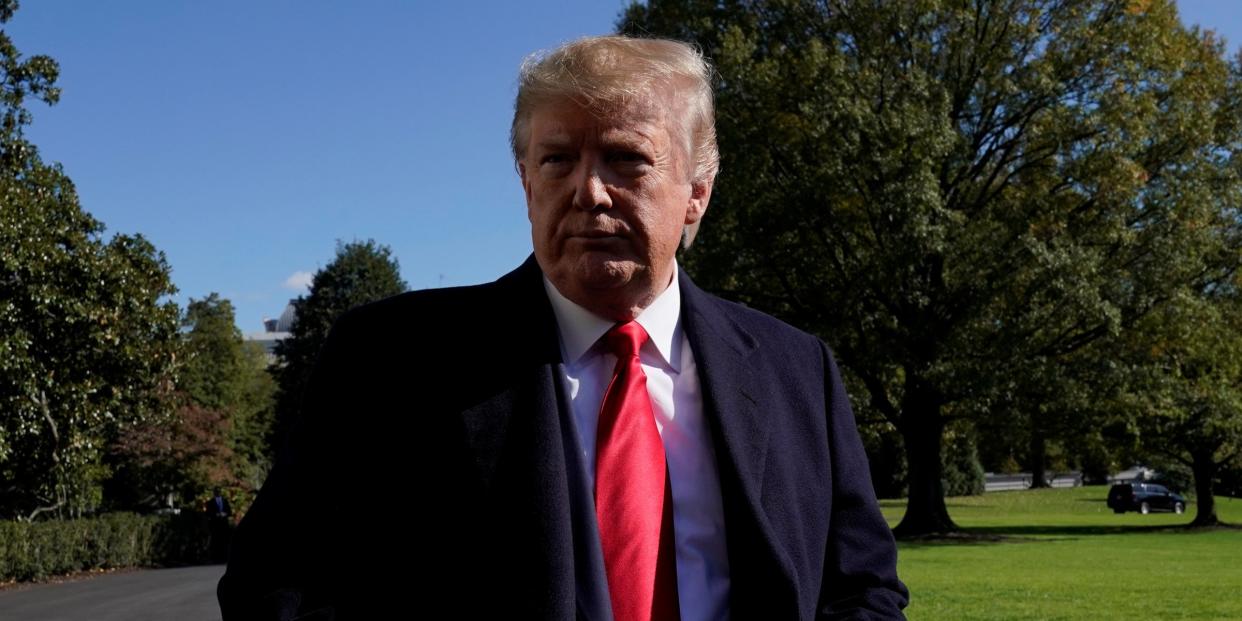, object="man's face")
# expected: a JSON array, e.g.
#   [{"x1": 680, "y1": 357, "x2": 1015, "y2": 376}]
[{"x1": 519, "y1": 96, "x2": 711, "y2": 320}]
